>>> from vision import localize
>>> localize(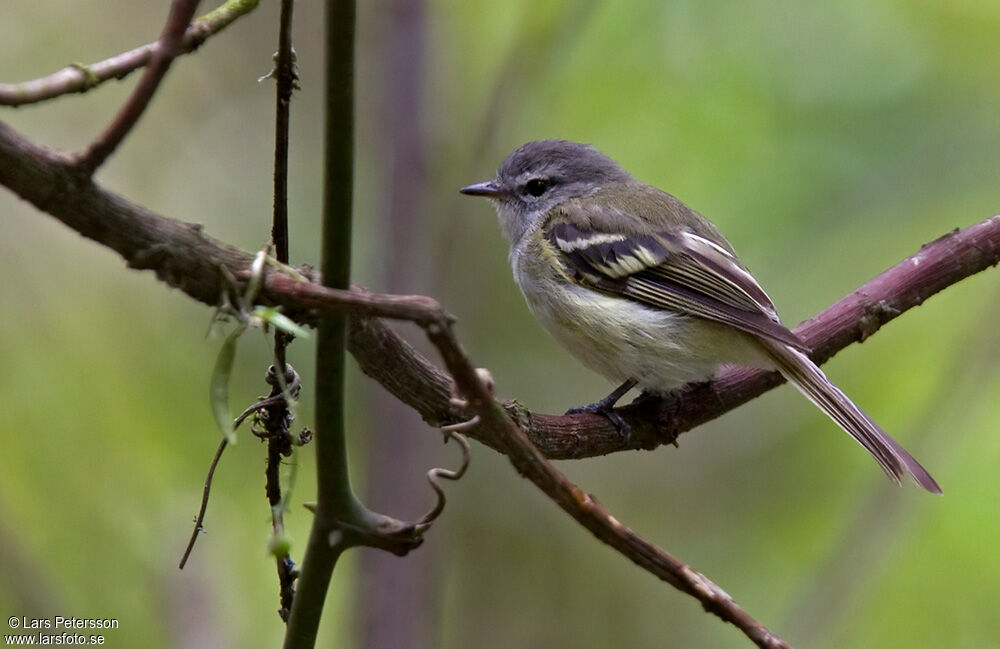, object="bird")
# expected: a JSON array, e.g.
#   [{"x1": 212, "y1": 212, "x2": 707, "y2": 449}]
[{"x1": 460, "y1": 139, "x2": 940, "y2": 493}]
